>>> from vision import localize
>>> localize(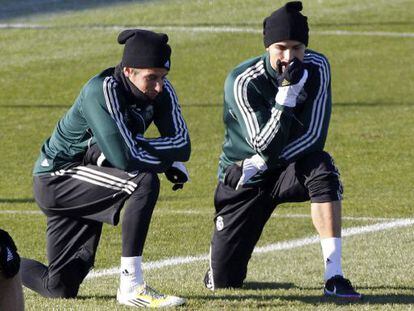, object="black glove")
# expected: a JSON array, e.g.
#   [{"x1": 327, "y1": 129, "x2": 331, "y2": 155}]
[
  {"x1": 82, "y1": 143, "x2": 110, "y2": 167},
  {"x1": 275, "y1": 58, "x2": 308, "y2": 107},
  {"x1": 223, "y1": 163, "x2": 243, "y2": 189},
  {"x1": 276, "y1": 57, "x2": 305, "y2": 86},
  {"x1": 172, "y1": 183, "x2": 184, "y2": 191},
  {"x1": 0, "y1": 229, "x2": 20, "y2": 278},
  {"x1": 164, "y1": 162, "x2": 189, "y2": 191}
]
